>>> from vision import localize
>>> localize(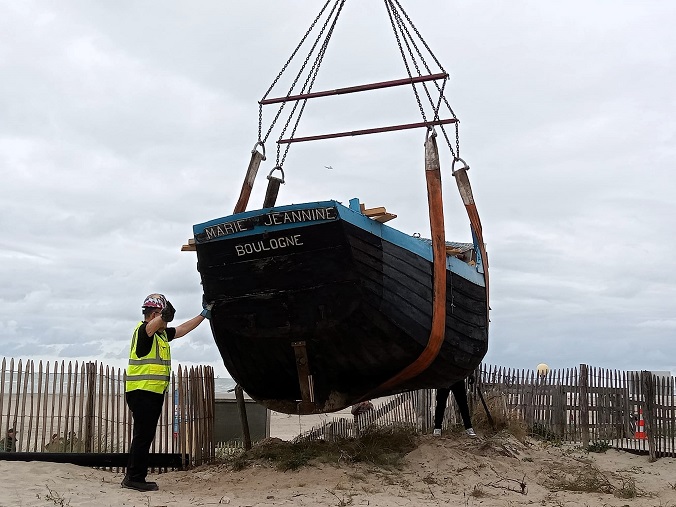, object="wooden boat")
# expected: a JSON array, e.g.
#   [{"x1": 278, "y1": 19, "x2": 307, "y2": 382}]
[{"x1": 184, "y1": 1, "x2": 490, "y2": 414}]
